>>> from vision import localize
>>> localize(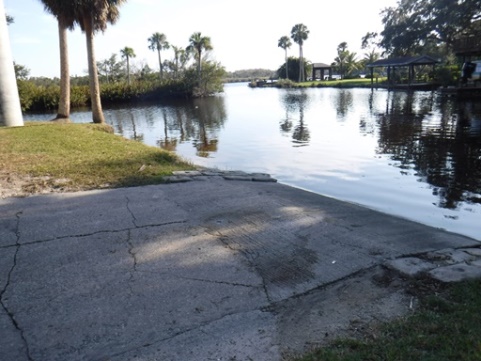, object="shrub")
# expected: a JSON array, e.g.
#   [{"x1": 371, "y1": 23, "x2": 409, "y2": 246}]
[{"x1": 276, "y1": 79, "x2": 296, "y2": 88}]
